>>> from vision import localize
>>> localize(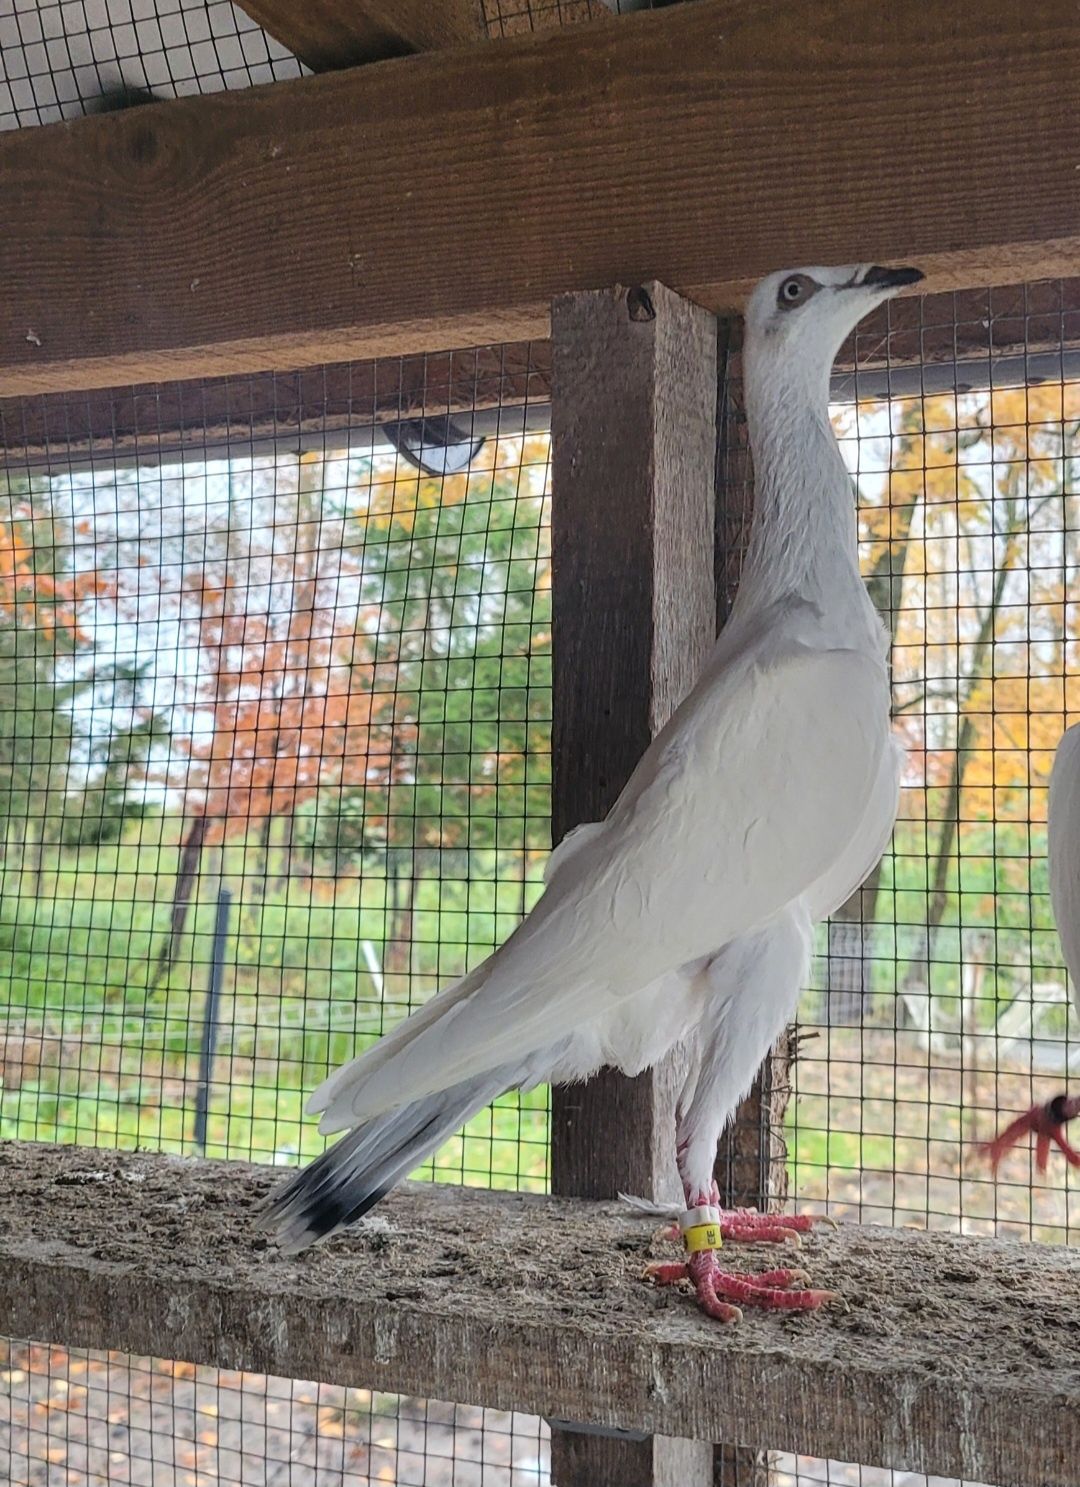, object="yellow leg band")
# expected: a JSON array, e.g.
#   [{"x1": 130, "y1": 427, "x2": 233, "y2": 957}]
[{"x1": 683, "y1": 1223, "x2": 722, "y2": 1254}]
